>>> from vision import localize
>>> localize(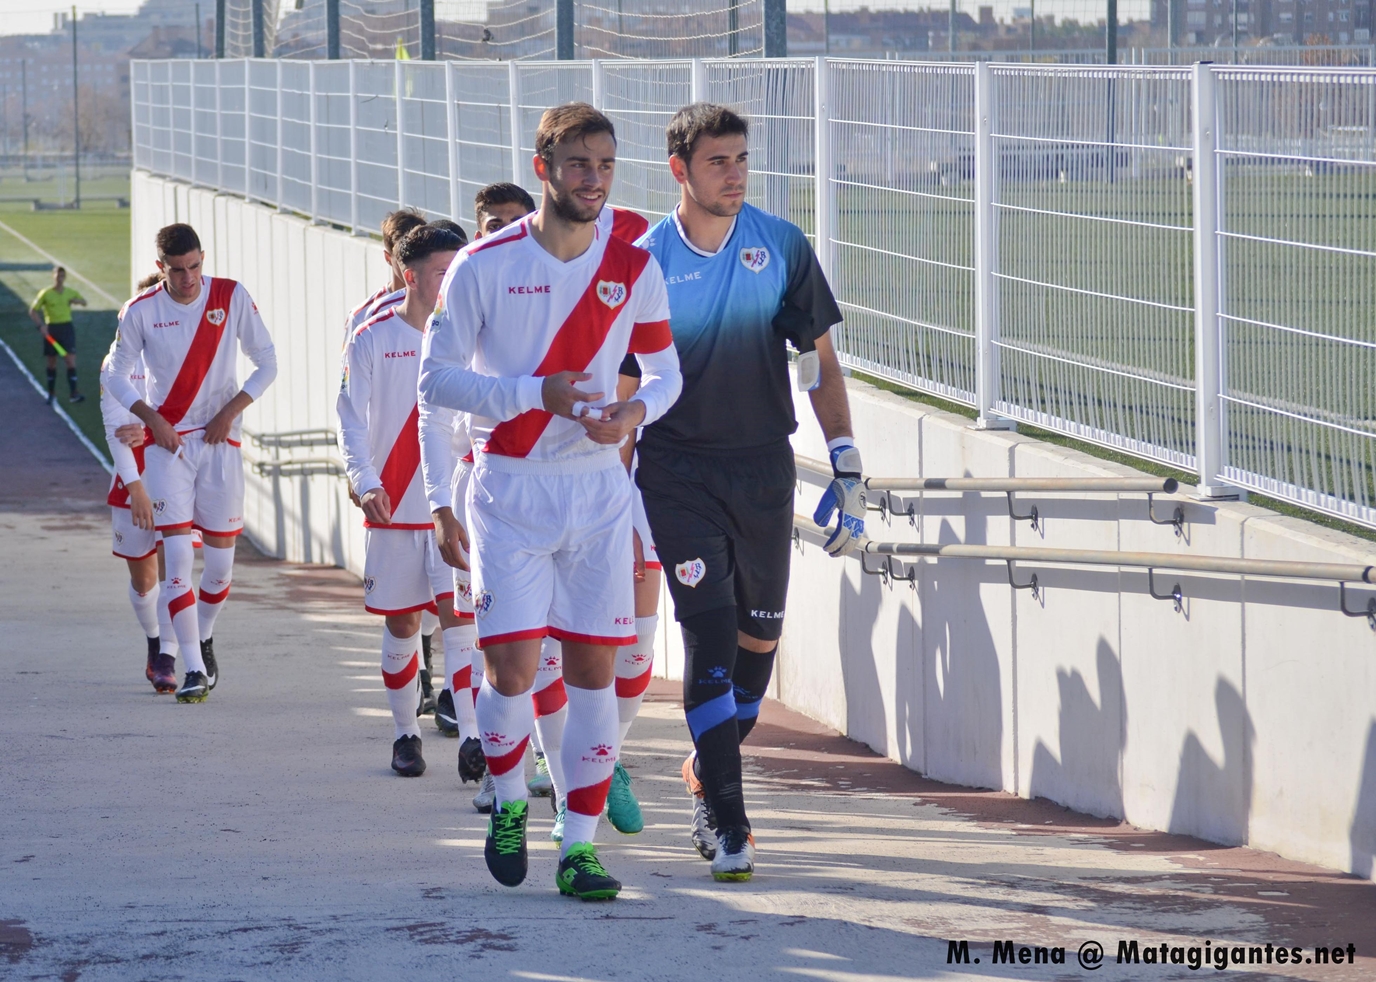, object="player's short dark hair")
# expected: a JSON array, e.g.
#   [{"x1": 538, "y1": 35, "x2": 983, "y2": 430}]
[
  {"x1": 535, "y1": 103, "x2": 616, "y2": 164},
  {"x1": 155, "y1": 223, "x2": 202, "y2": 257},
  {"x1": 135, "y1": 271, "x2": 163, "y2": 291},
  {"x1": 426, "y1": 218, "x2": 469, "y2": 247},
  {"x1": 394, "y1": 224, "x2": 464, "y2": 268},
  {"x1": 666, "y1": 102, "x2": 750, "y2": 165},
  {"x1": 54, "y1": 265, "x2": 66, "y2": 275},
  {"x1": 380, "y1": 209, "x2": 426, "y2": 252},
  {"x1": 474, "y1": 182, "x2": 536, "y2": 219}
]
